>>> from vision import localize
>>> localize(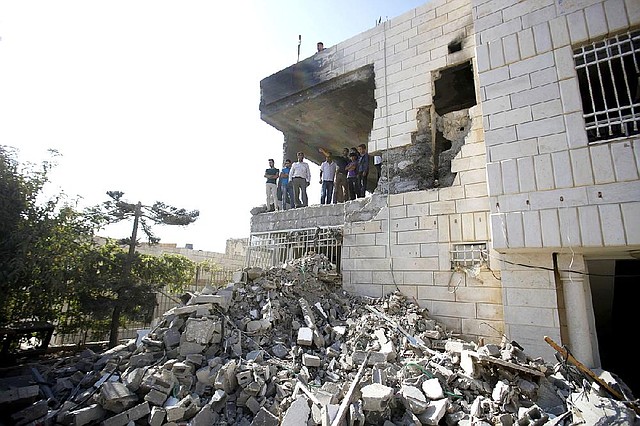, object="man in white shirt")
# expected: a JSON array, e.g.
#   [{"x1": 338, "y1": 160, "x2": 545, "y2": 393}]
[
  {"x1": 319, "y1": 152, "x2": 337, "y2": 204},
  {"x1": 289, "y1": 151, "x2": 311, "y2": 207}
]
